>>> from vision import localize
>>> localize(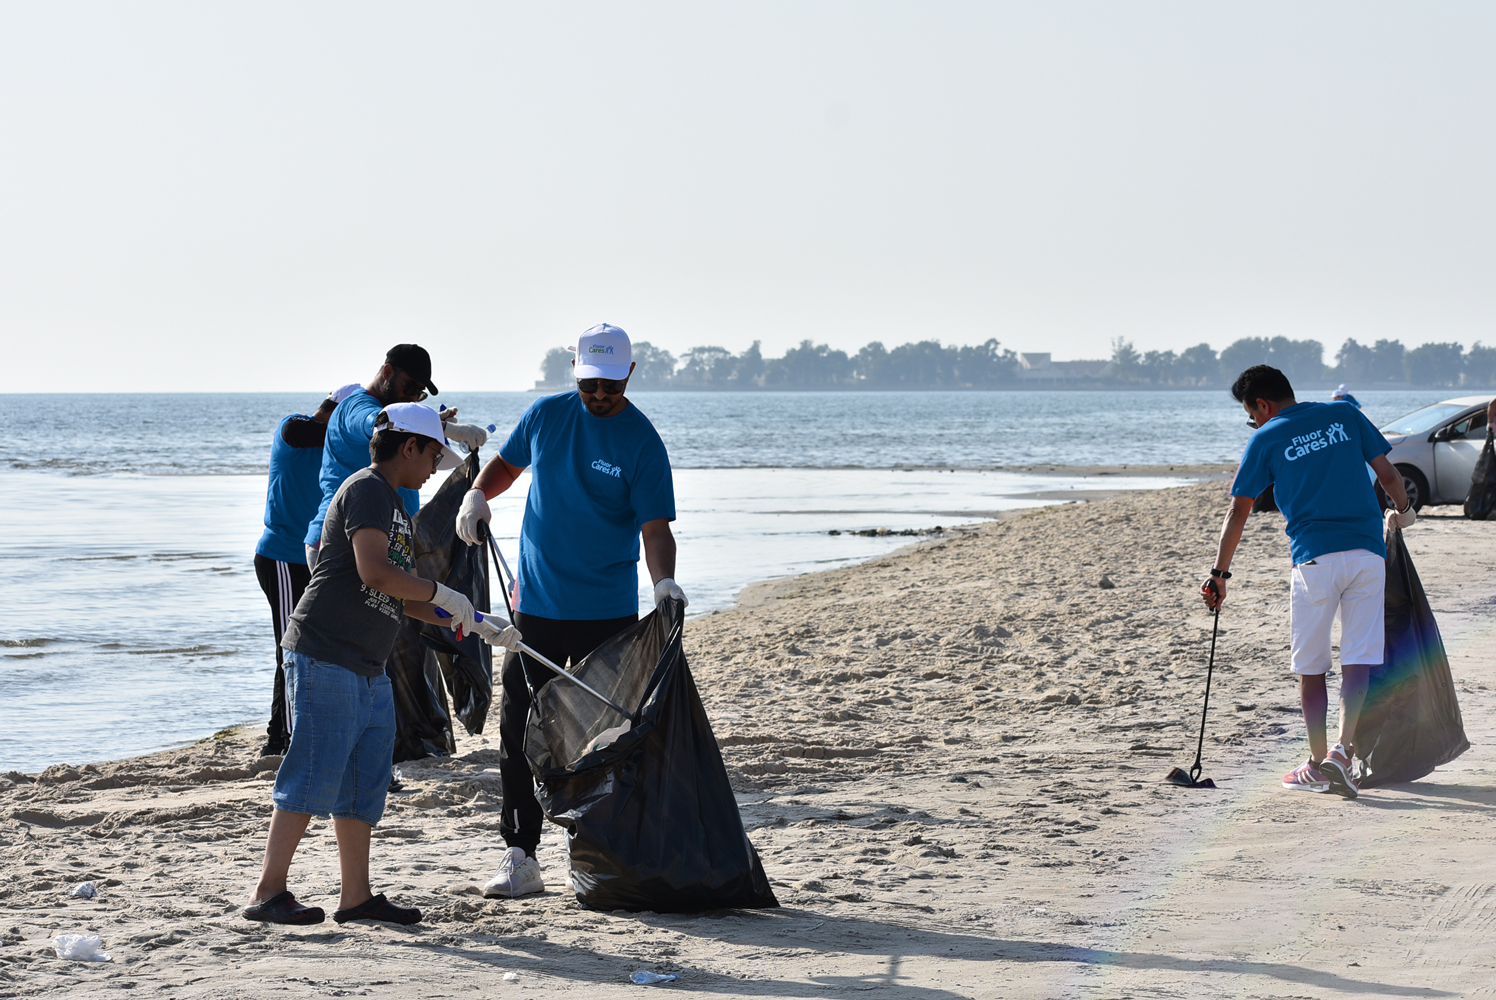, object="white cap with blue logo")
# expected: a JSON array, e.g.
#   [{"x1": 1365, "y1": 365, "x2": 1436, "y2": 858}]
[
  {"x1": 380, "y1": 402, "x2": 463, "y2": 471},
  {"x1": 571, "y1": 323, "x2": 633, "y2": 381}
]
